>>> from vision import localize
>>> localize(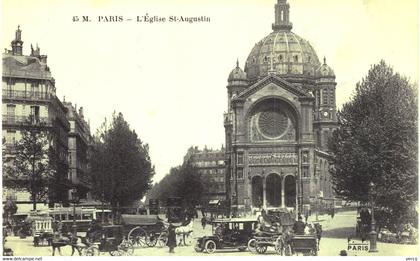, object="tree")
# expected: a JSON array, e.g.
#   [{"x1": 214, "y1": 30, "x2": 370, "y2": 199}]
[
  {"x1": 147, "y1": 154, "x2": 206, "y2": 206},
  {"x1": 90, "y1": 112, "x2": 155, "y2": 210},
  {"x1": 329, "y1": 60, "x2": 418, "y2": 231},
  {"x1": 3, "y1": 122, "x2": 54, "y2": 210}
]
